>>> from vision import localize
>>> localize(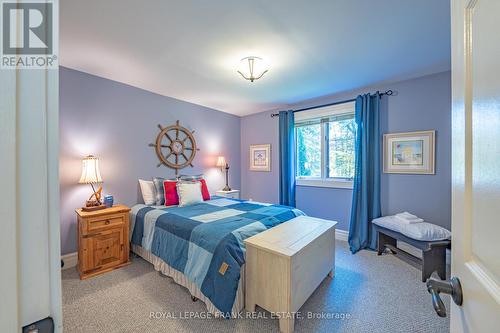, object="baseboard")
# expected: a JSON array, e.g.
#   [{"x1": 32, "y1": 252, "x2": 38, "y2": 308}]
[
  {"x1": 61, "y1": 252, "x2": 78, "y2": 270},
  {"x1": 335, "y1": 229, "x2": 348, "y2": 242}
]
